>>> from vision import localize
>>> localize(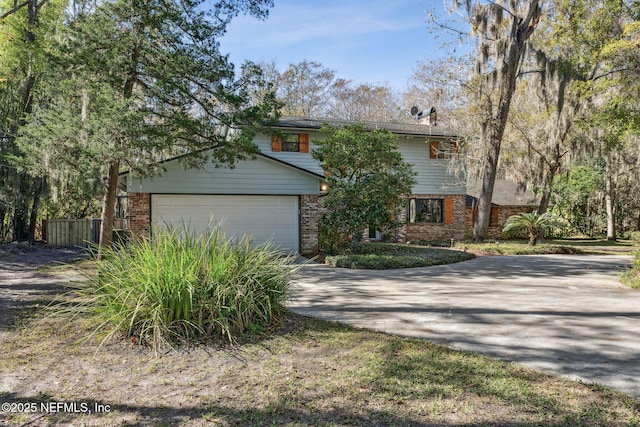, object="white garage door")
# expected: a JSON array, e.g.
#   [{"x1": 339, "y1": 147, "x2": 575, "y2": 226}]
[{"x1": 152, "y1": 195, "x2": 299, "y2": 253}]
